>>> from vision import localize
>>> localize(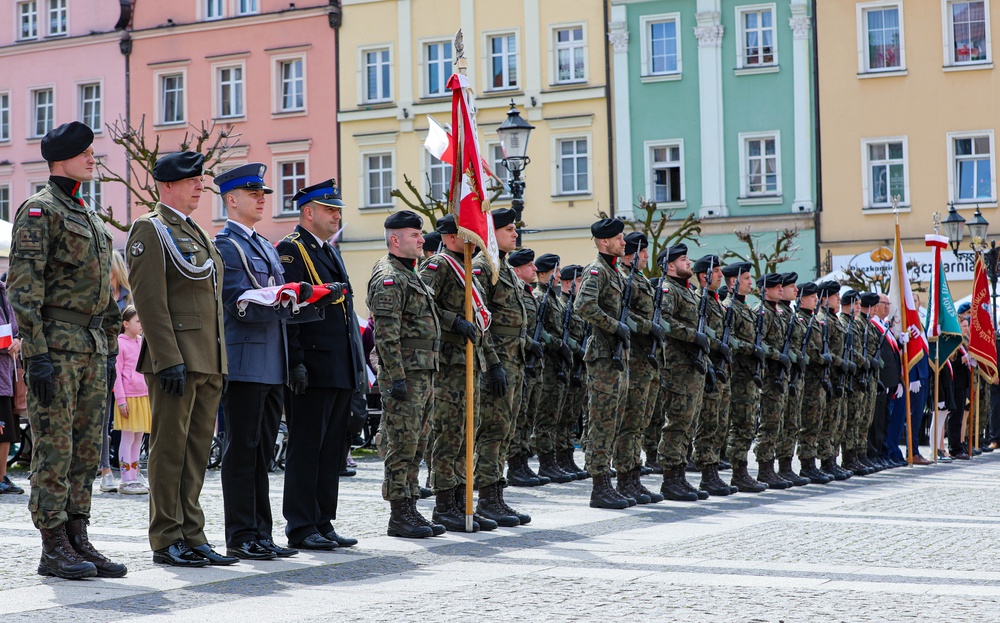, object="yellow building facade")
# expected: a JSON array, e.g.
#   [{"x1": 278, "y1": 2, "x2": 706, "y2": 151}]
[
  {"x1": 338, "y1": 0, "x2": 612, "y2": 309},
  {"x1": 817, "y1": 0, "x2": 1000, "y2": 296}
]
